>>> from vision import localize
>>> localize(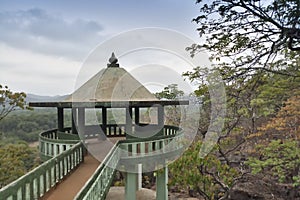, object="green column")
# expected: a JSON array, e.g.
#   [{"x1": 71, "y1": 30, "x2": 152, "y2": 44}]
[
  {"x1": 157, "y1": 105, "x2": 164, "y2": 136},
  {"x1": 156, "y1": 166, "x2": 168, "y2": 200},
  {"x1": 72, "y1": 108, "x2": 78, "y2": 134},
  {"x1": 125, "y1": 106, "x2": 133, "y2": 139},
  {"x1": 100, "y1": 107, "x2": 107, "y2": 140},
  {"x1": 134, "y1": 107, "x2": 139, "y2": 125},
  {"x1": 78, "y1": 107, "x2": 85, "y2": 132},
  {"x1": 125, "y1": 172, "x2": 137, "y2": 200},
  {"x1": 57, "y1": 107, "x2": 64, "y2": 132}
]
